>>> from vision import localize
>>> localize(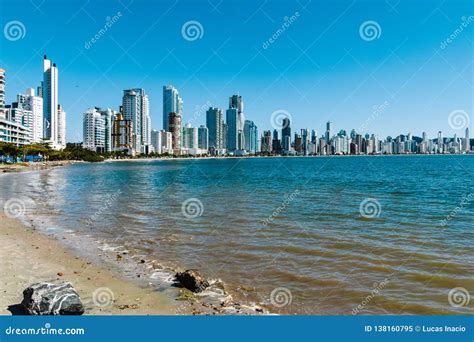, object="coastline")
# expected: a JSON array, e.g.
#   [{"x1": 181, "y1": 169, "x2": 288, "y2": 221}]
[
  {"x1": 0, "y1": 212, "x2": 175, "y2": 315},
  {"x1": 0, "y1": 160, "x2": 84, "y2": 173}
]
